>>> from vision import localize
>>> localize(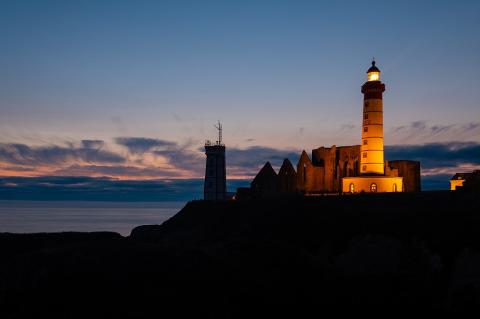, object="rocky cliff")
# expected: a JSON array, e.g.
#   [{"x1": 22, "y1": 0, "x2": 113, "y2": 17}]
[{"x1": 1, "y1": 191, "x2": 479, "y2": 317}]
